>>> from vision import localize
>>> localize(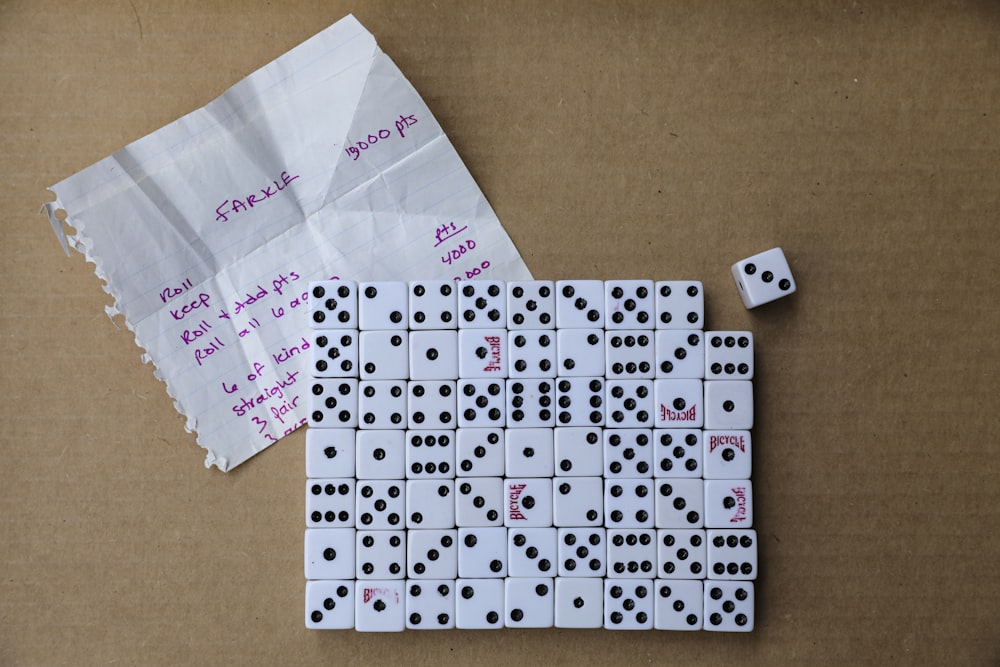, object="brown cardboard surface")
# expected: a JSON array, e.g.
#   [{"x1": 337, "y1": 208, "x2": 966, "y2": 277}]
[{"x1": 1, "y1": 1, "x2": 998, "y2": 664}]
